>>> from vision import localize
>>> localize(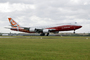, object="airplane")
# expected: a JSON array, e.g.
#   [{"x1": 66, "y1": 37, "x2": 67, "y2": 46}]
[{"x1": 7, "y1": 18, "x2": 82, "y2": 36}]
